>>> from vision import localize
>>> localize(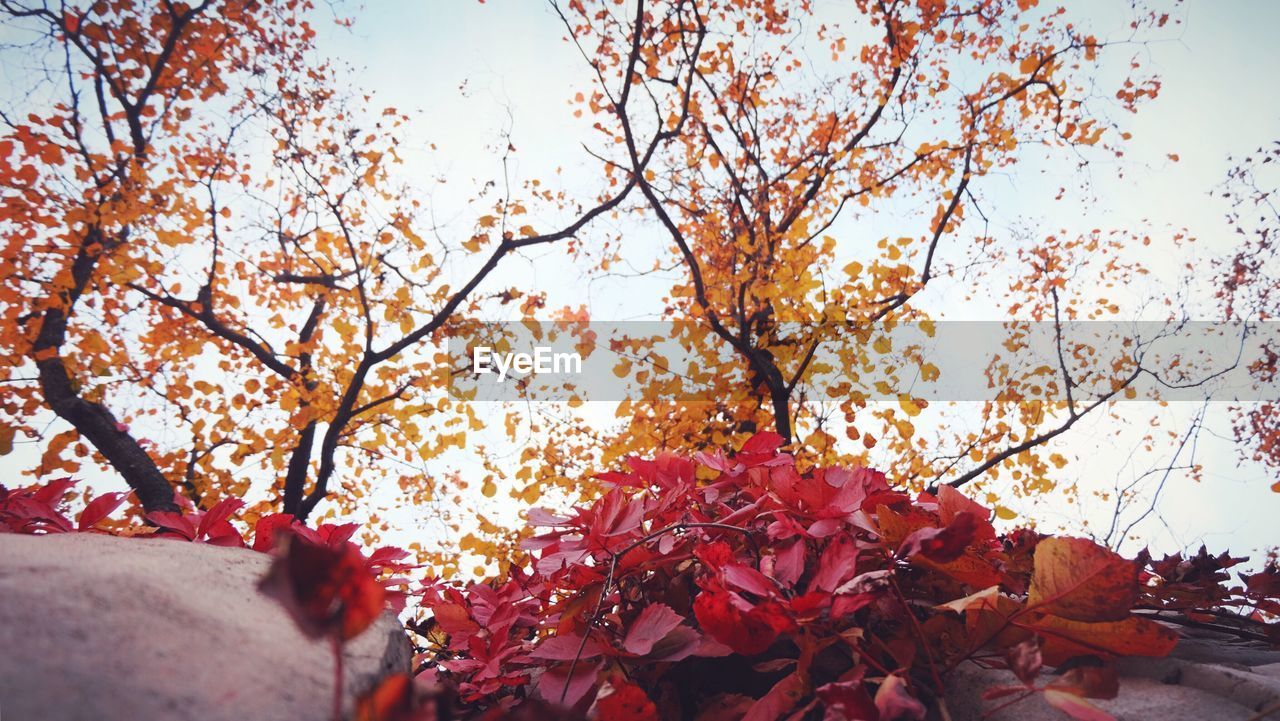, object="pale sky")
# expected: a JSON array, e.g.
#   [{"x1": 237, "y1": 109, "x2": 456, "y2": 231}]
[
  {"x1": 312, "y1": 0, "x2": 1280, "y2": 563},
  {"x1": 4, "y1": 0, "x2": 1278, "y2": 569}
]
